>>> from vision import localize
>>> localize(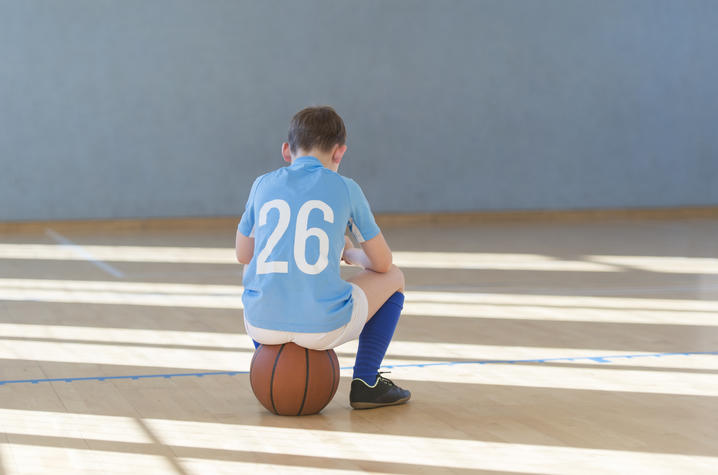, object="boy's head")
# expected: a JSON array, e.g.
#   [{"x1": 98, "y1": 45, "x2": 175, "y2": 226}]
[{"x1": 282, "y1": 106, "x2": 347, "y2": 171}]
